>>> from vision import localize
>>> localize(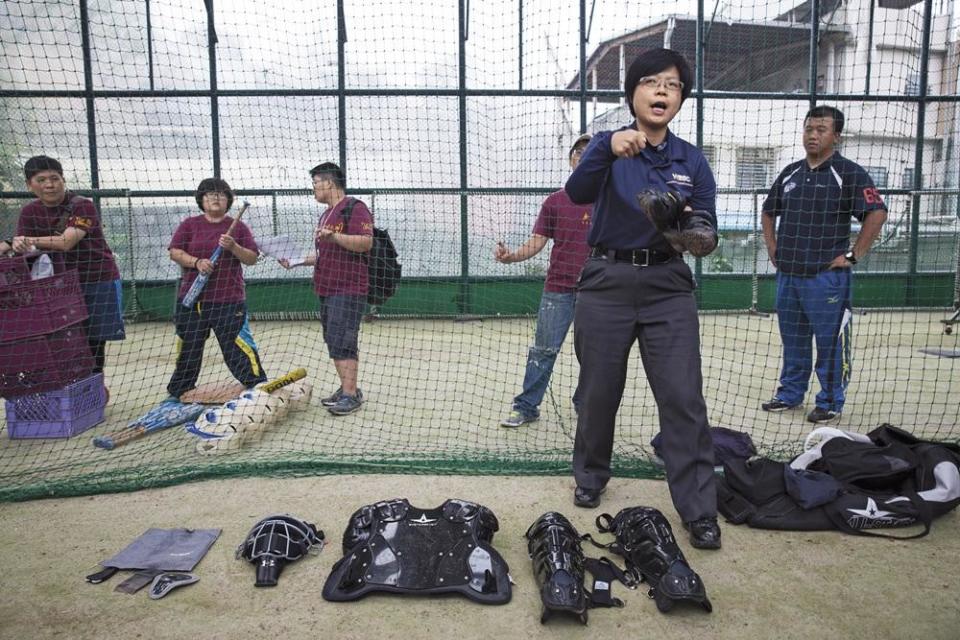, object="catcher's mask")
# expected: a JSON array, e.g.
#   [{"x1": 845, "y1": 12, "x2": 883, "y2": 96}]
[{"x1": 236, "y1": 514, "x2": 324, "y2": 587}]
